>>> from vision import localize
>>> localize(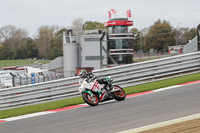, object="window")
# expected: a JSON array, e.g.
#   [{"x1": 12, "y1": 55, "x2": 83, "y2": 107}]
[
  {"x1": 108, "y1": 39, "x2": 133, "y2": 49},
  {"x1": 86, "y1": 56, "x2": 100, "y2": 60},
  {"x1": 84, "y1": 38, "x2": 100, "y2": 41},
  {"x1": 108, "y1": 54, "x2": 133, "y2": 64},
  {"x1": 109, "y1": 26, "x2": 128, "y2": 34}
]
